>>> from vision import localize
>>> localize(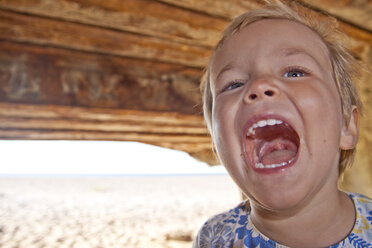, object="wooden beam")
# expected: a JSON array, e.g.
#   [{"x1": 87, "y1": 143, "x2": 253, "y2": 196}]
[
  {"x1": 0, "y1": 133, "x2": 213, "y2": 157},
  {"x1": 160, "y1": 0, "x2": 372, "y2": 45},
  {"x1": 0, "y1": 117, "x2": 208, "y2": 135},
  {"x1": 0, "y1": 103, "x2": 205, "y2": 126},
  {"x1": 0, "y1": 129, "x2": 211, "y2": 145},
  {"x1": 0, "y1": 102, "x2": 217, "y2": 163},
  {"x1": 0, "y1": 9, "x2": 210, "y2": 67},
  {"x1": 0, "y1": 102, "x2": 211, "y2": 144},
  {"x1": 157, "y1": 0, "x2": 261, "y2": 19},
  {"x1": 0, "y1": 41, "x2": 203, "y2": 115},
  {"x1": 0, "y1": 1, "x2": 370, "y2": 65},
  {"x1": 299, "y1": 0, "x2": 372, "y2": 33},
  {"x1": 0, "y1": 129, "x2": 215, "y2": 160},
  {"x1": 0, "y1": 0, "x2": 226, "y2": 47},
  {"x1": 0, "y1": 103, "x2": 209, "y2": 135}
]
